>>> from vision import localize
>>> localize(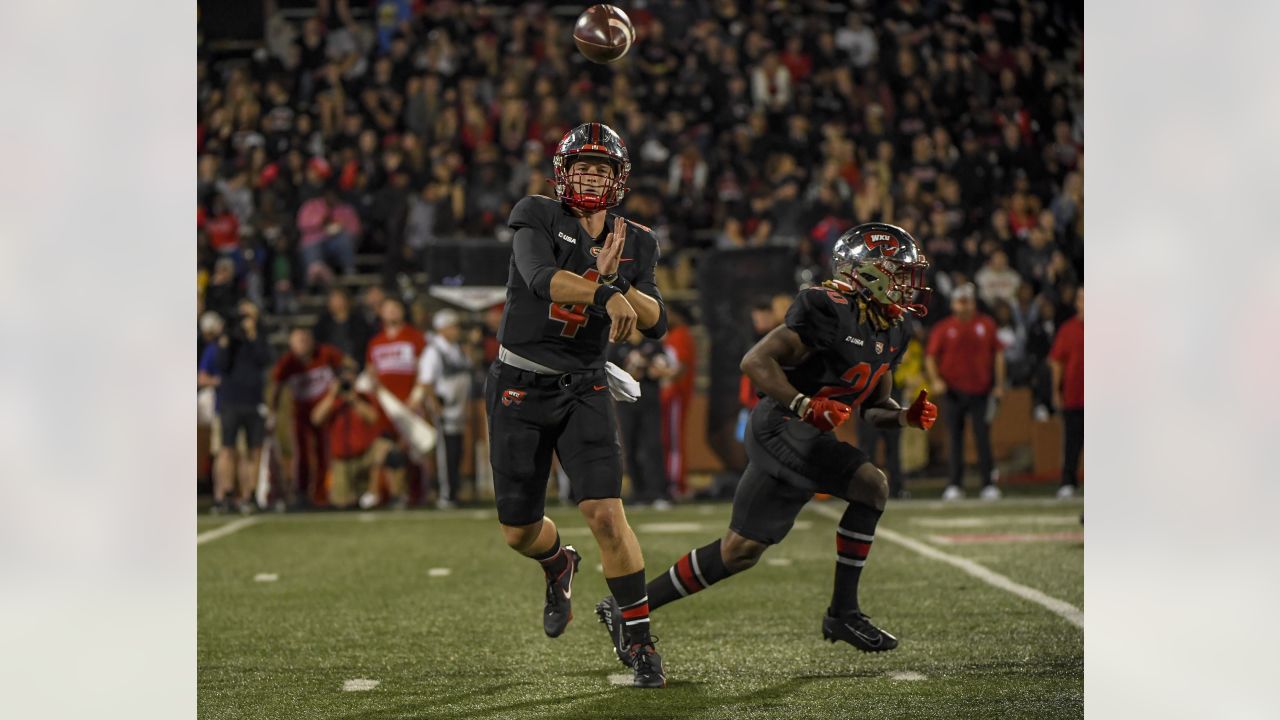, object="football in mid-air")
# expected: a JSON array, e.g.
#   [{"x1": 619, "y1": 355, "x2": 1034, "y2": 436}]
[{"x1": 573, "y1": 4, "x2": 635, "y2": 64}]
